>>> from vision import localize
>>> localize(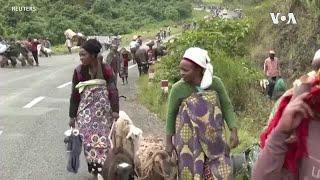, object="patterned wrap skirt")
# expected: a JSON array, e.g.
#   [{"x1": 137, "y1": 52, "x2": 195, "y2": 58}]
[
  {"x1": 77, "y1": 84, "x2": 113, "y2": 174},
  {"x1": 174, "y1": 91, "x2": 233, "y2": 180},
  {"x1": 119, "y1": 66, "x2": 128, "y2": 78}
]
